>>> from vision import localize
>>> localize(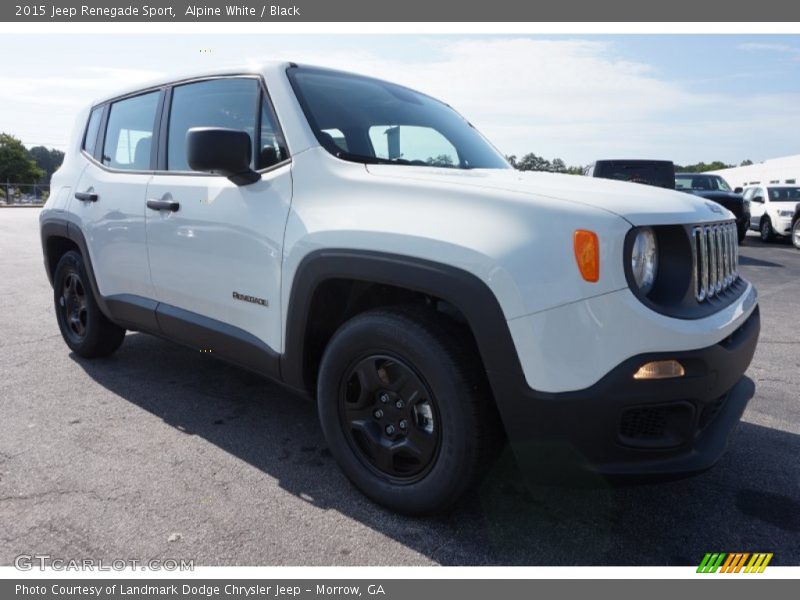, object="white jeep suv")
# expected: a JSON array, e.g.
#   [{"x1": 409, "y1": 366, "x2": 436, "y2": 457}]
[{"x1": 40, "y1": 63, "x2": 760, "y2": 514}]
